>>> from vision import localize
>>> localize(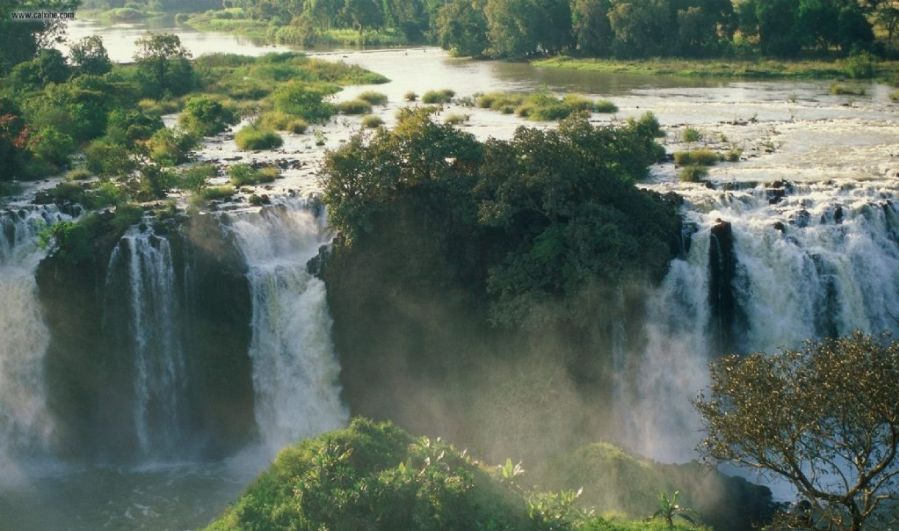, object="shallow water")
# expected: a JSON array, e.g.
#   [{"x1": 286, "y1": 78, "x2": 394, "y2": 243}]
[{"x1": 5, "y1": 19, "x2": 894, "y2": 529}]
